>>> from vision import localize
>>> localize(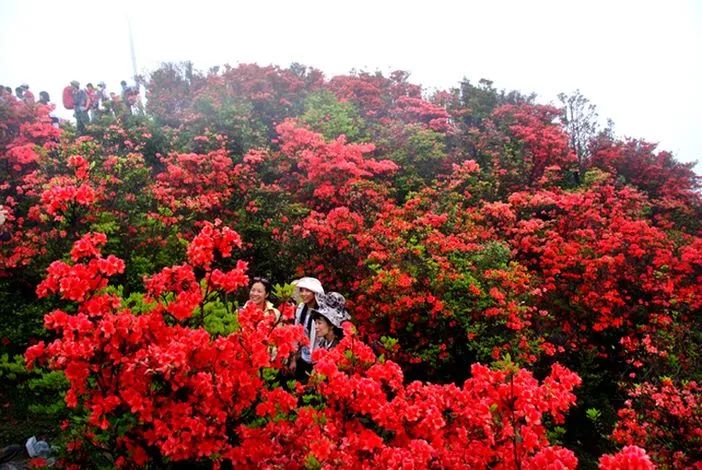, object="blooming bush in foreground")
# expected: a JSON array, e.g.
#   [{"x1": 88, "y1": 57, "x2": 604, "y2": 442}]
[{"x1": 26, "y1": 226, "x2": 584, "y2": 468}]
